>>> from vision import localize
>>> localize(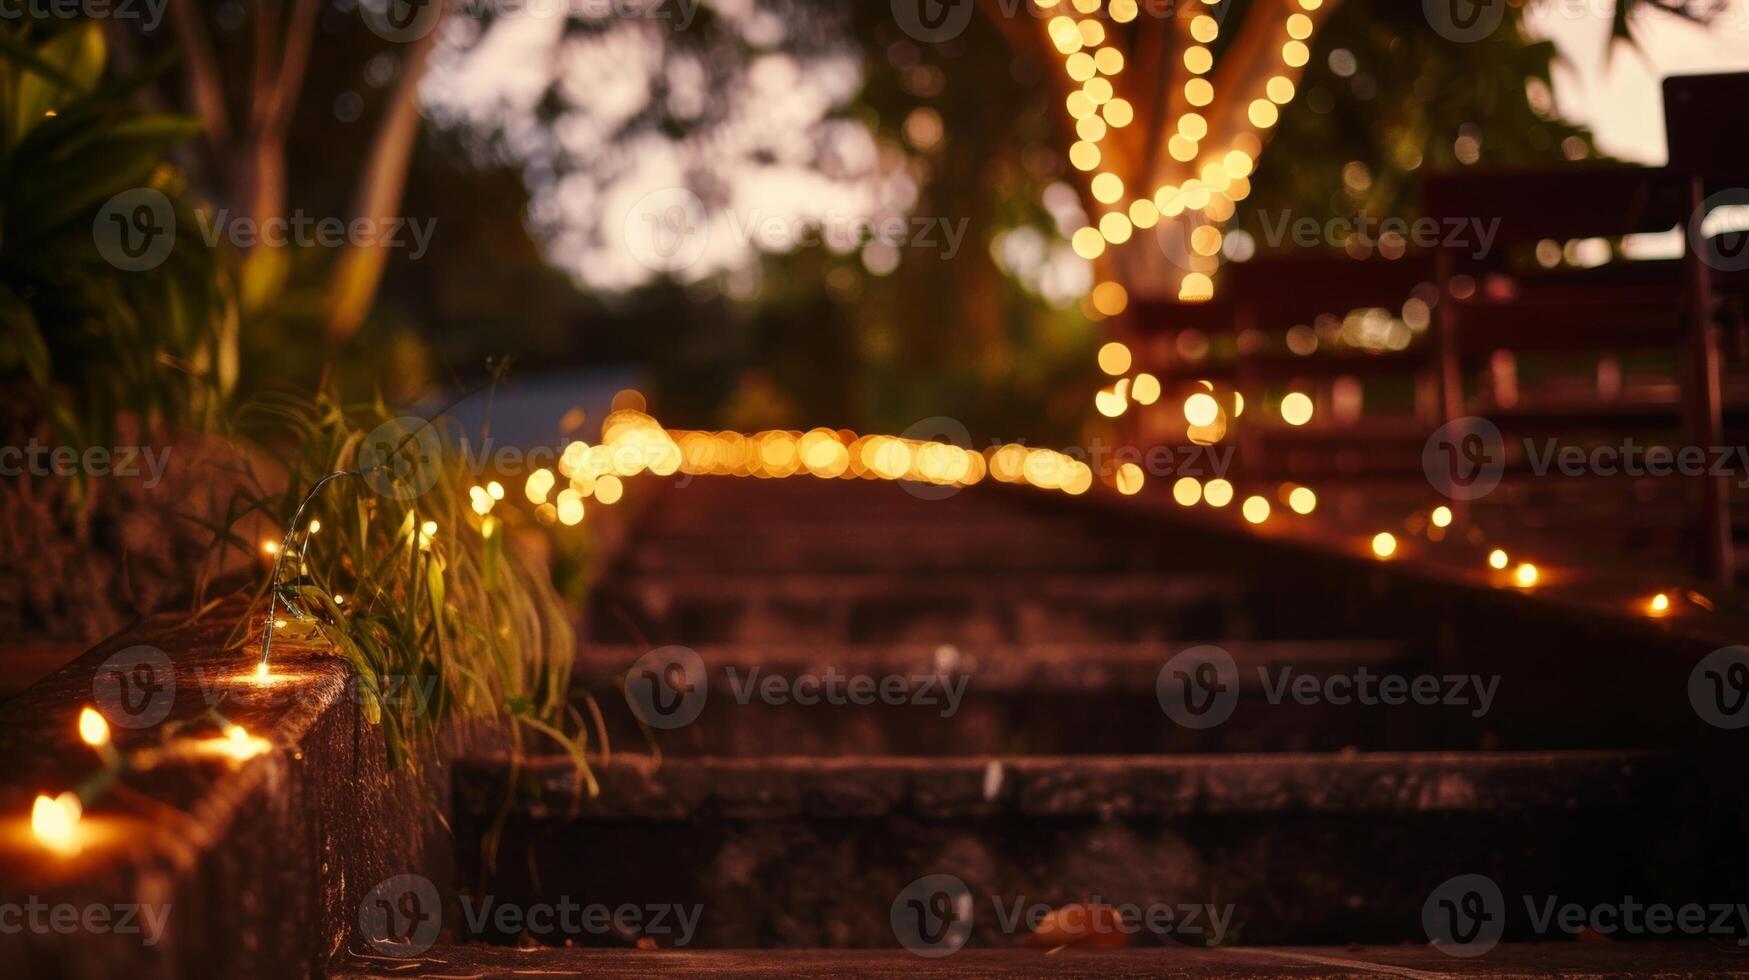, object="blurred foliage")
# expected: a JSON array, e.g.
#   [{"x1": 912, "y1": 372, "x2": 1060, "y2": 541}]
[{"x1": 0, "y1": 20, "x2": 231, "y2": 462}]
